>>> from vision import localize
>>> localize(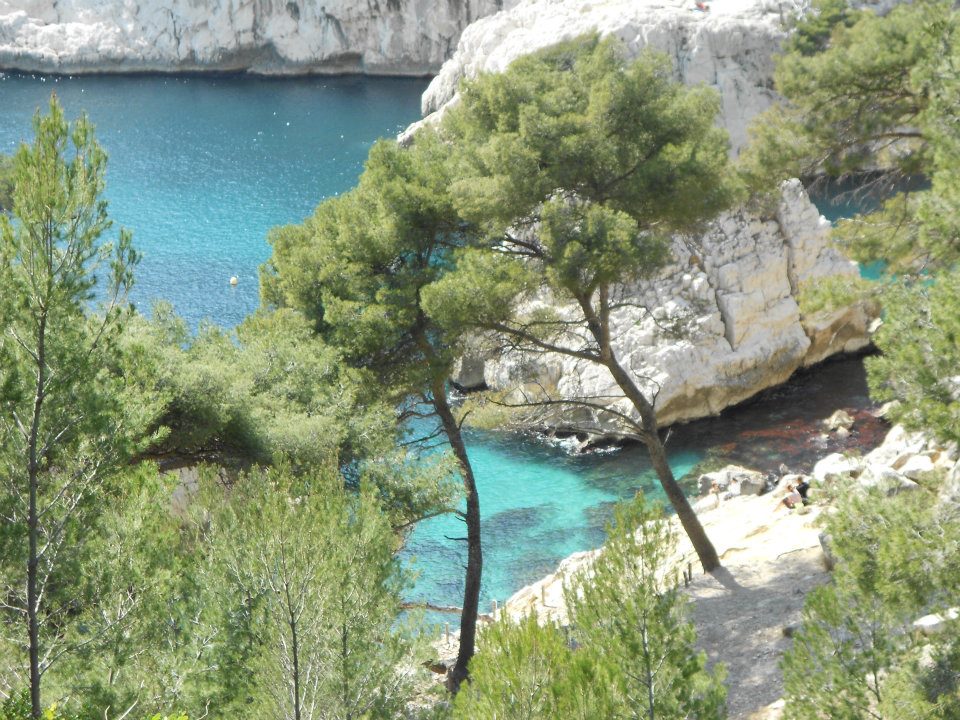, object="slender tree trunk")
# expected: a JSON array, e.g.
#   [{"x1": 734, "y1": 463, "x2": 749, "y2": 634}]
[
  {"x1": 284, "y1": 587, "x2": 301, "y2": 720},
  {"x1": 27, "y1": 311, "x2": 47, "y2": 719},
  {"x1": 603, "y1": 357, "x2": 720, "y2": 572},
  {"x1": 584, "y1": 286, "x2": 720, "y2": 572},
  {"x1": 432, "y1": 378, "x2": 483, "y2": 694}
]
